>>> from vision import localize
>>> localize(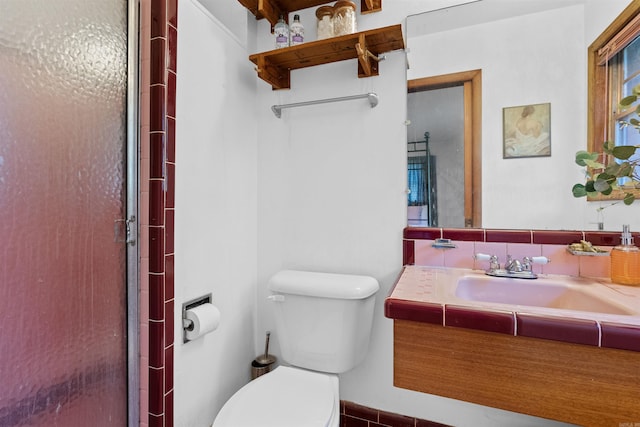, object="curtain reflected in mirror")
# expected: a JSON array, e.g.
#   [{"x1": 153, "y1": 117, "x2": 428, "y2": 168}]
[{"x1": 408, "y1": 132, "x2": 438, "y2": 226}]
